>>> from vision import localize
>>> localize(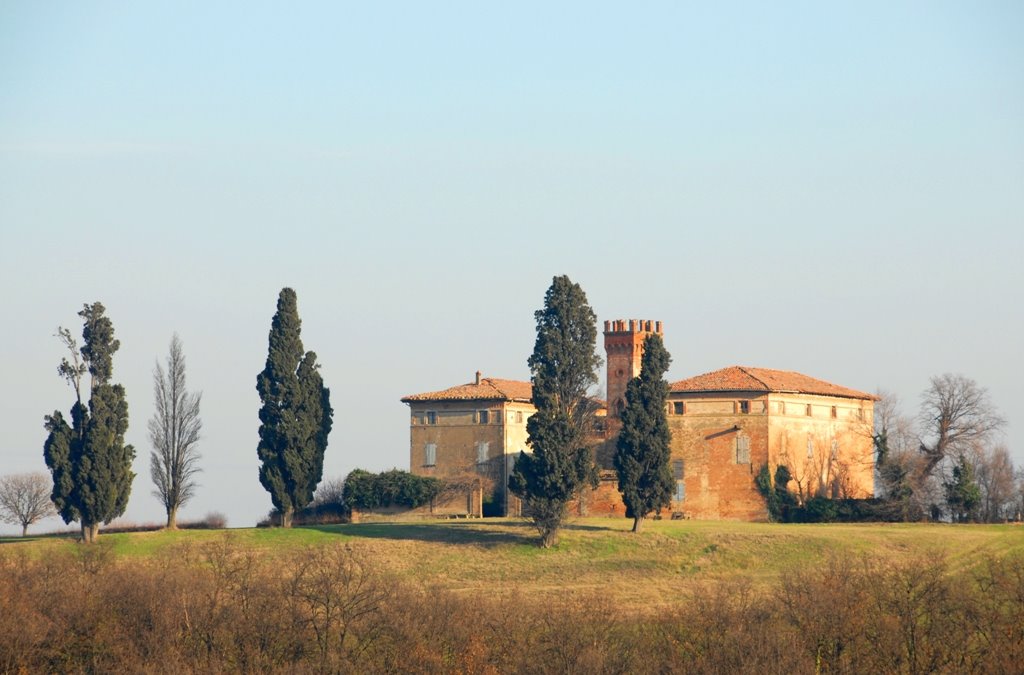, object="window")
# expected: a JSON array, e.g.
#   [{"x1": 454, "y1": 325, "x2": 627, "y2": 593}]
[
  {"x1": 739, "y1": 400, "x2": 750, "y2": 414},
  {"x1": 673, "y1": 402, "x2": 685, "y2": 415},
  {"x1": 426, "y1": 411, "x2": 437, "y2": 425},
  {"x1": 806, "y1": 404, "x2": 812, "y2": 416},
  {"x1": 476, "y1": 410, "x2": 489, "y2": 425},
  {"x1": 807, "y1": 435, "x2": 814, "y2": 459},
  {"x1": 516, "y1": 410, "x2": 523, "y2": 423},
  {"x1": 831, "y1": 439, "x2": 838, "y2": 459},
  {"x1": 831, "y1": 406, "x2": 837, "y2": 419},
  {"x1": 476, "y1": 441, "x2": 489, "y2": 464},
  {"x1": 424, "y1": 443, "x2": 437, "y2": 467},
  {"x1": 735, "y1": 436, "x2": 751, "y2": 464},
  {"x1": 673, "y1": 460, "x2": 685, "y2": 501}
]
